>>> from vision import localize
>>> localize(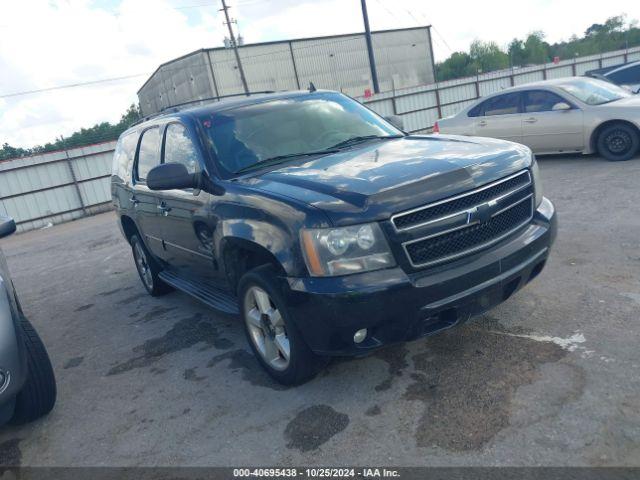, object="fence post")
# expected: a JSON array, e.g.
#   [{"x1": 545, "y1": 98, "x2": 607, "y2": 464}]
[
  {"x1": 391, "y1": 77, "x2": 398, "y2": 115},
  {"x1": 434, "y1": 85, "x2": 442, "y2": 119},
  {"x1": 64, "y1": 149, "x2": 87, "y2": 216},
  {"x1": 289, "y1": 41, "x2": 301, "y2": 90},
  {"x1": 475, "y1": 72, "x2": 480, "y2": 99}
]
